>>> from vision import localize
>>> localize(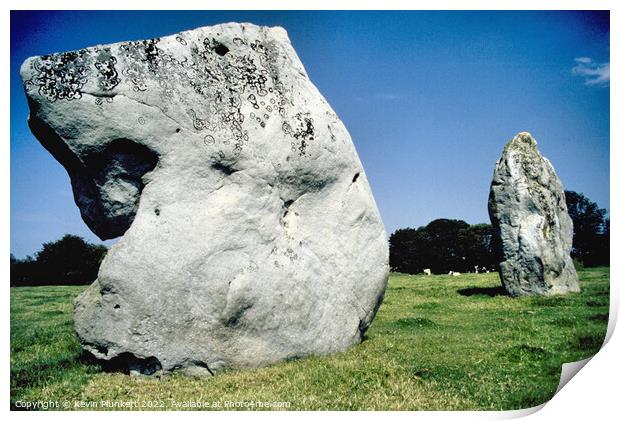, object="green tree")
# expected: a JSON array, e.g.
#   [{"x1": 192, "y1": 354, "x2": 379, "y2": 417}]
[
  {"x1": 468, "y1": 223, "x2": 502, "y2": 271},
  {"x1": 10, "y1": 235, "x2": 108, "y2": 286},
  {"x1": 10, "y1": 254, "x2": 37, "y2": 286},
  {"x1": 565, "y1": 191, "x2": 609, "y2": 266},
  {"x1": 389, "y1": 228, "x2": 428, "y2": 274},
  {"x1": 389, "y1": 219, "x2": 501, "y2": 274},
  {"x1": 423, "y1": 219, "x2": 471, "y2": 274}
]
